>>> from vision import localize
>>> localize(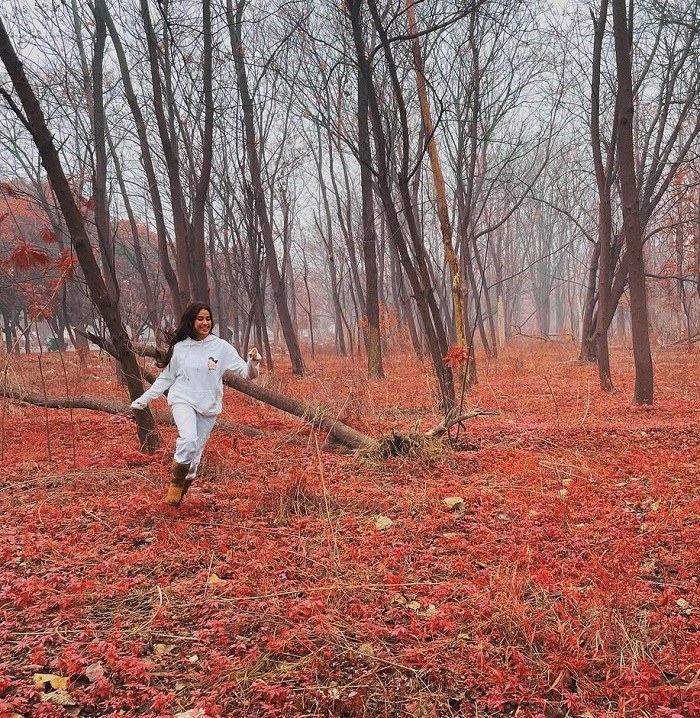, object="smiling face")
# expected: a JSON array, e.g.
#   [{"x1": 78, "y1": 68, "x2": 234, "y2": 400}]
[{"x1": 192, "y1": 310, "x2": 212, "y2": 340}]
